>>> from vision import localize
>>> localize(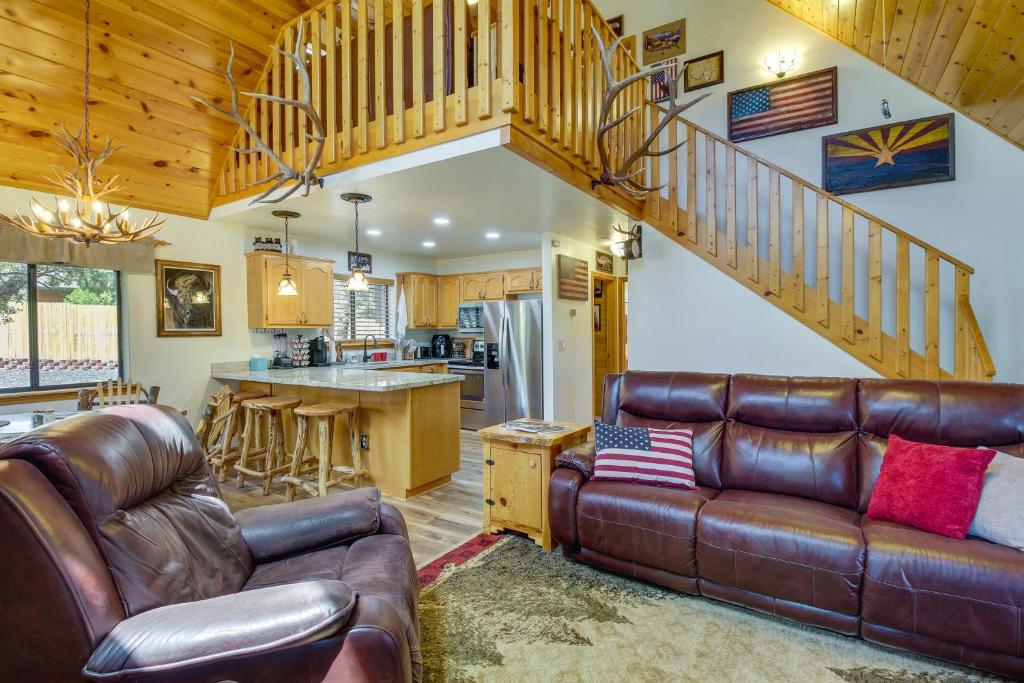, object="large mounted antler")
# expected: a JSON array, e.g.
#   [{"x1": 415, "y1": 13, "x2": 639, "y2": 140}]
[
  {"x1": 195, "y1": 21, "x2": 326, "y2": 204},
  {"x1": 593, "y1": 28, "x2": 710, "y2": 198}
]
